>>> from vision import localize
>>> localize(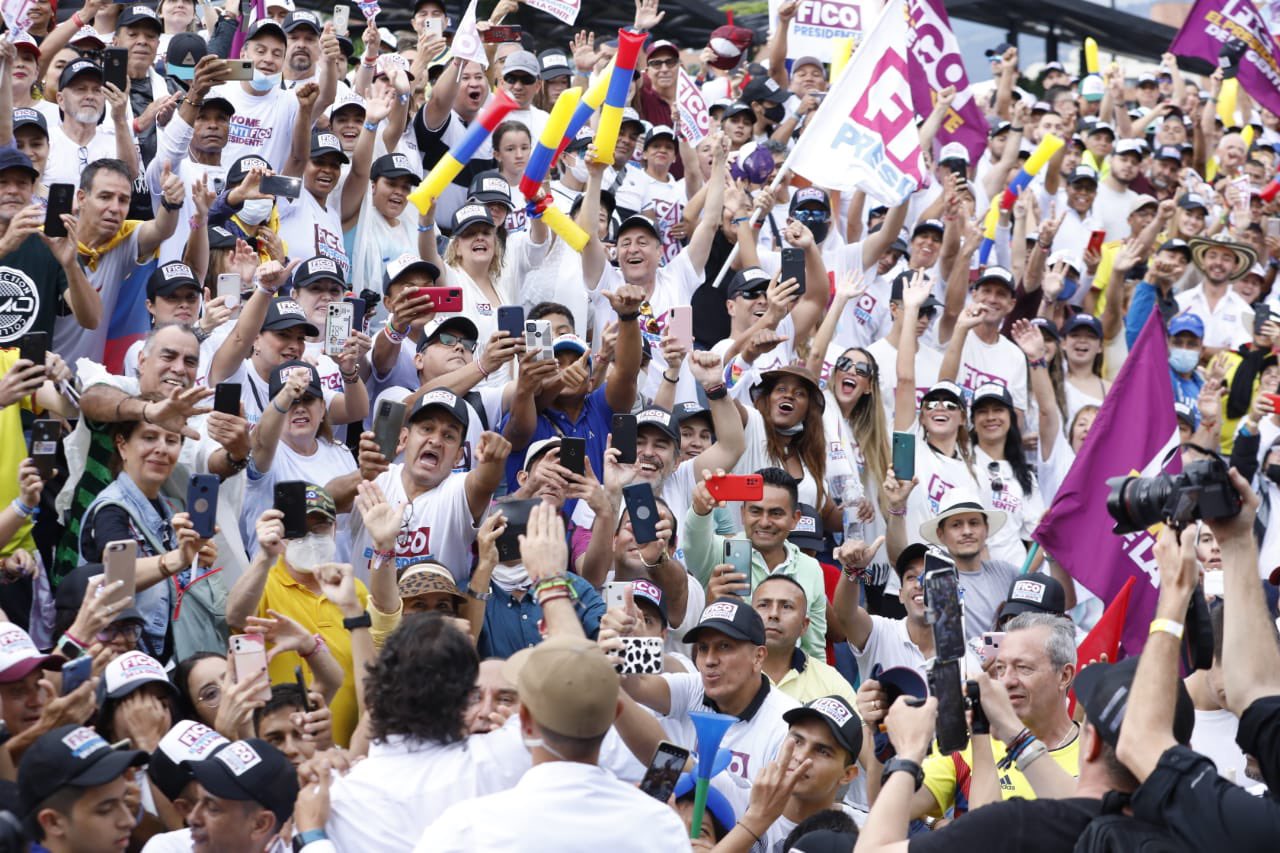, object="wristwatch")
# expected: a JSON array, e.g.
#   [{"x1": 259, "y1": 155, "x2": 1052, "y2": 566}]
[
  {"x1": 881, "y1": 757, "x2": 924, "y2": 792},
  {"x1": 54, "y1": 635, "x2": 84, "y2": 661},
  {"x1": 342, "y1": 612, "x2": 372, "y2": 630},
  {"x1": 293, "y1": 829, "x2": 328, "y2": 852},
  {"x1": 466, "y1": 584, "x2": 492, "y2": 601}
]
